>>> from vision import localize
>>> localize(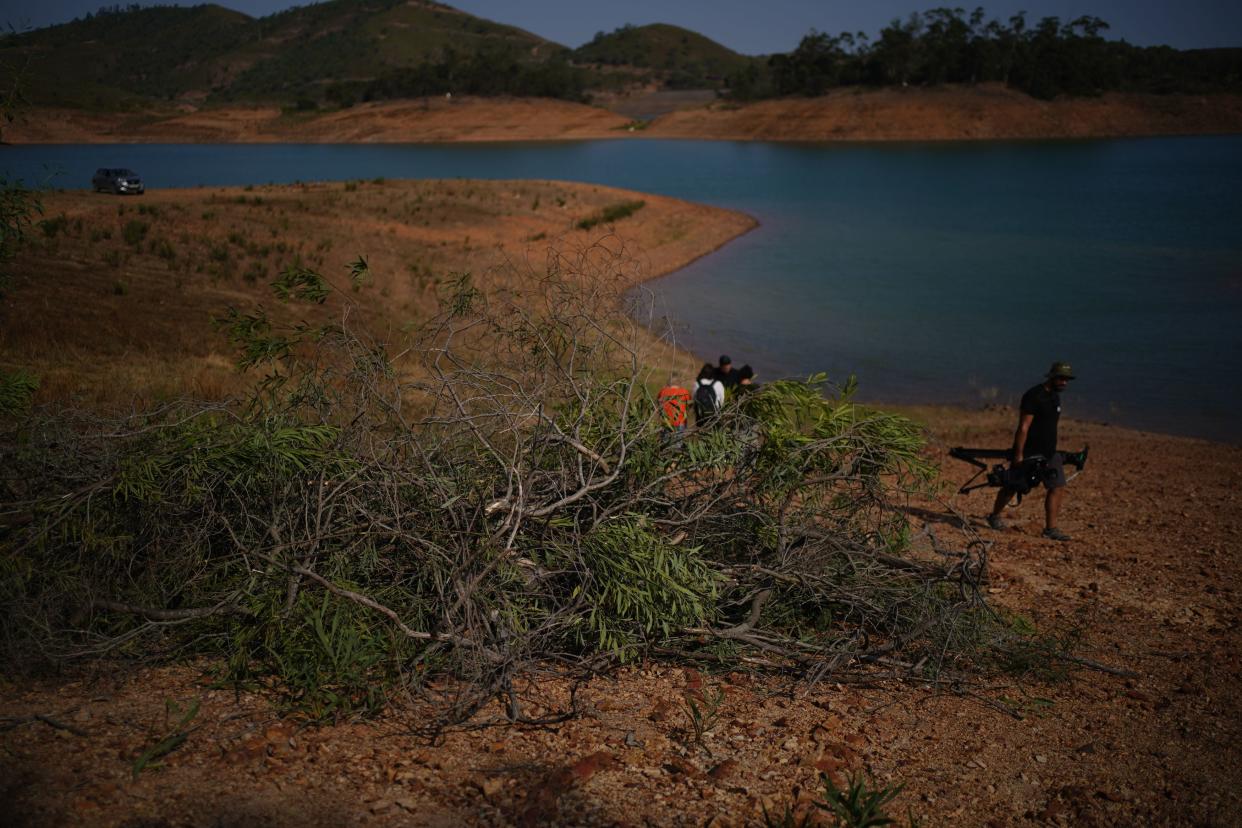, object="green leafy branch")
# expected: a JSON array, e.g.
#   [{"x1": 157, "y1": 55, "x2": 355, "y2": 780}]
[{"x1": 132, "y1": 697, "x2": 201, "y2": 778}]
